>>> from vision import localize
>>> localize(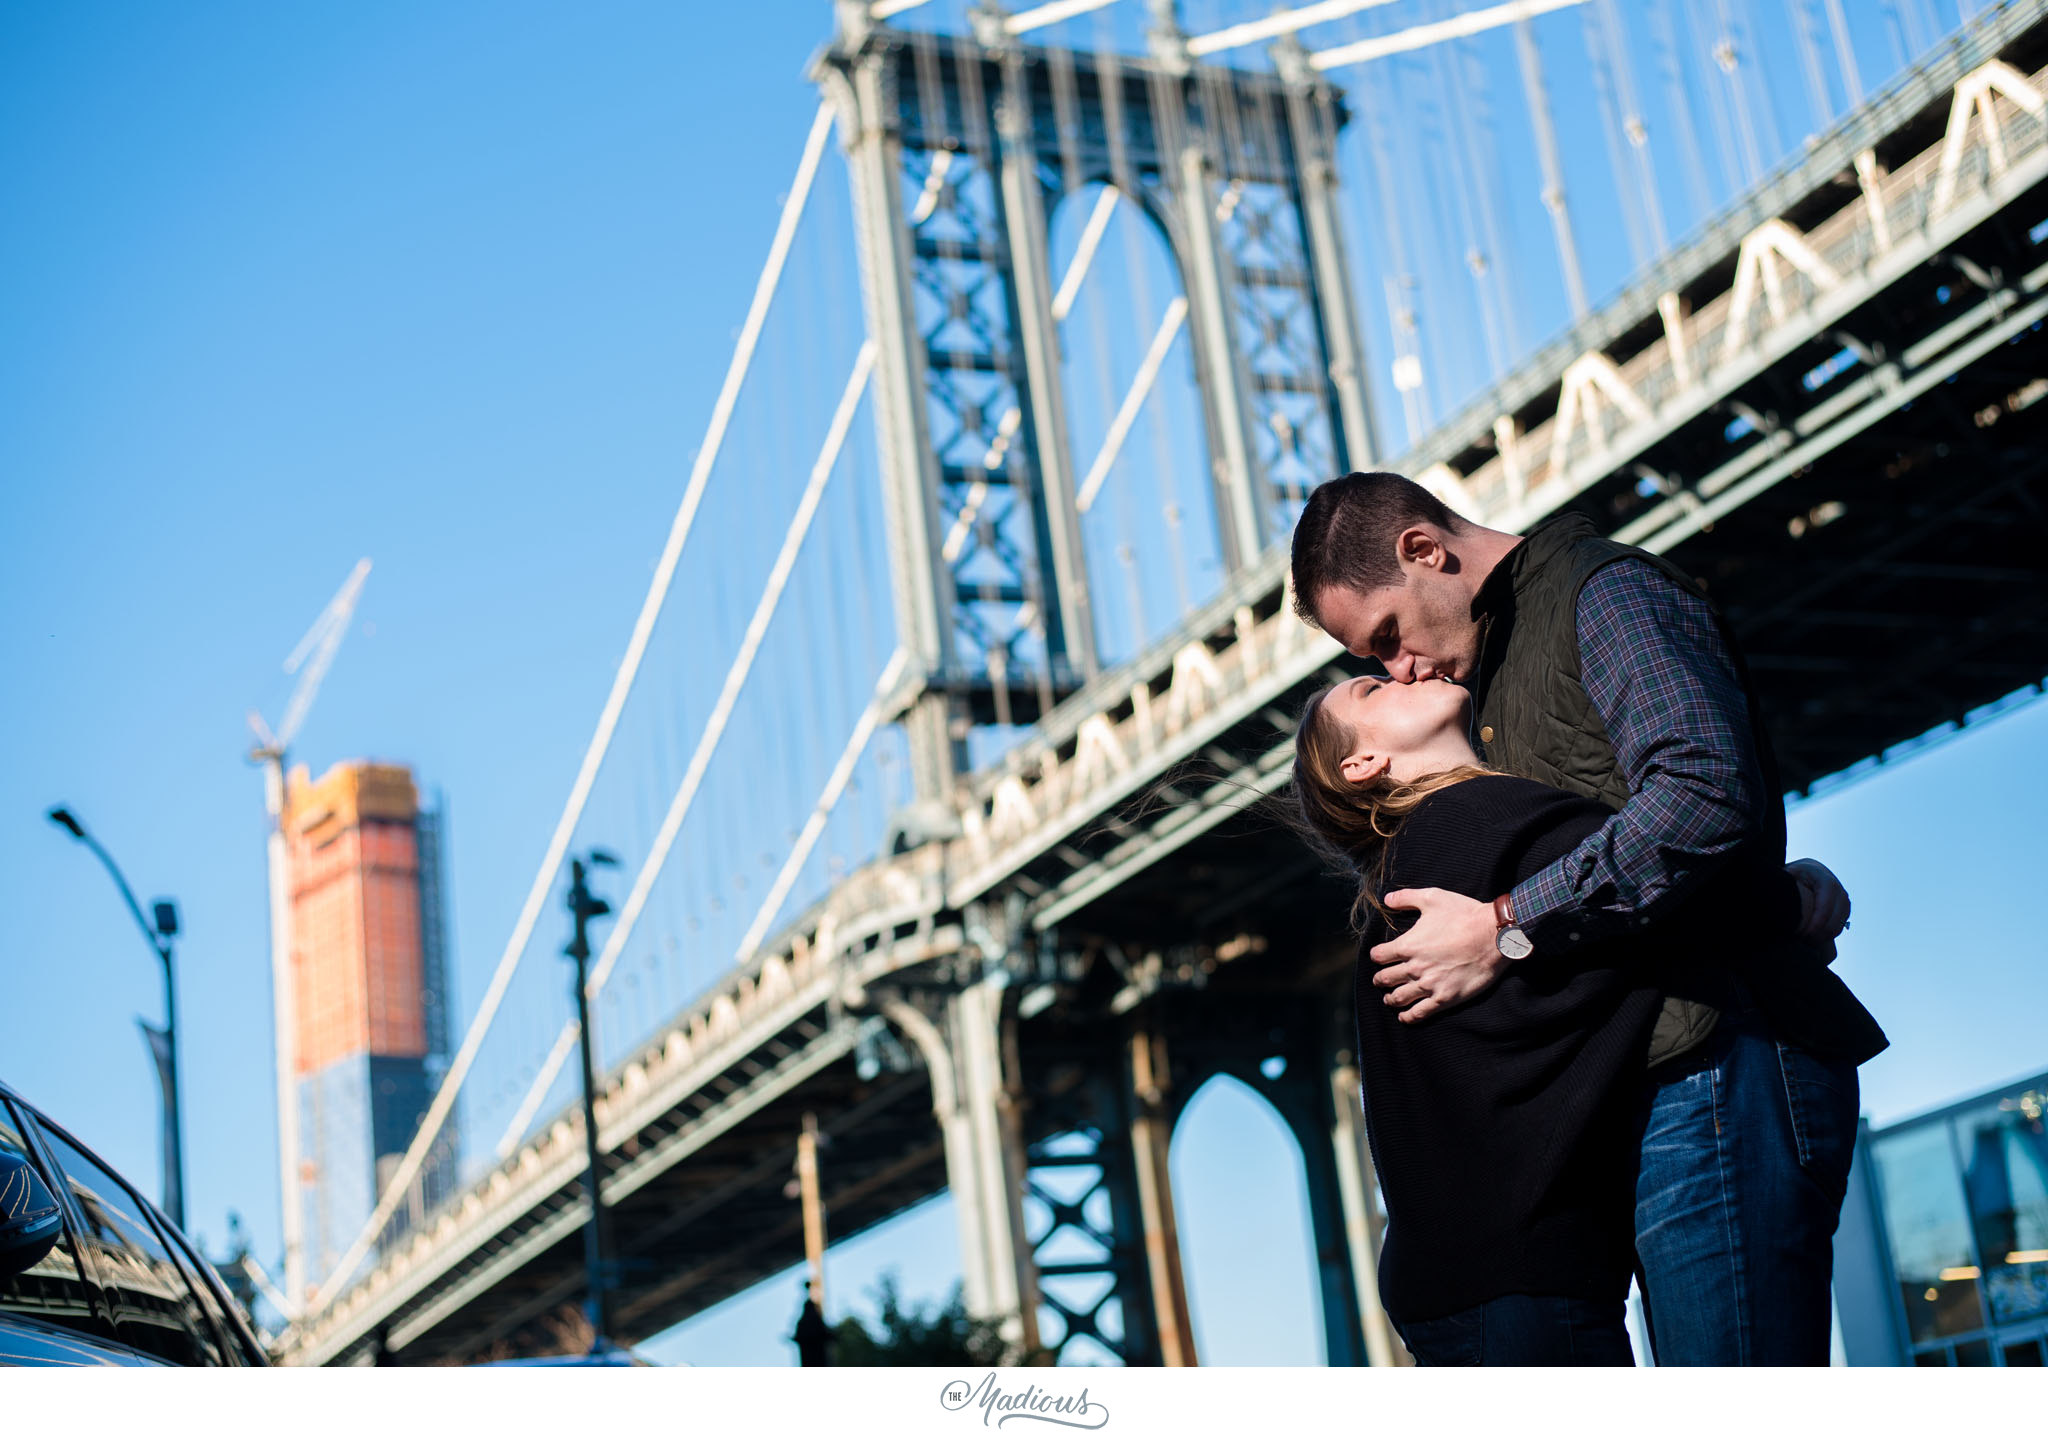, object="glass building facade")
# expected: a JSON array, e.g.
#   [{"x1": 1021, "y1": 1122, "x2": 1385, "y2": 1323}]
[{"x1": 1842, "y1": 1071, "x2": 2048, "y2": 1366}]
